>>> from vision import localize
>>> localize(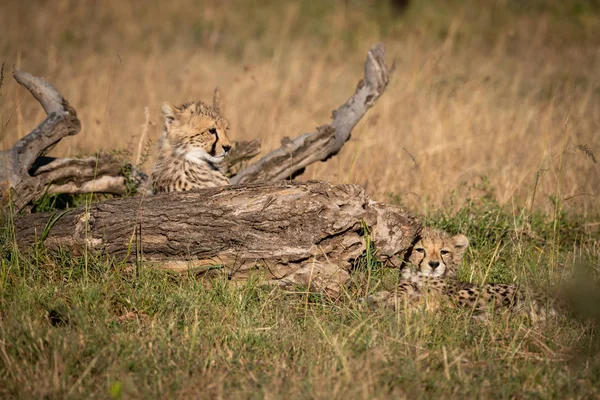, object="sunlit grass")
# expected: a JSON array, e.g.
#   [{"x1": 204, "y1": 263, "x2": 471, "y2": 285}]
[
  {"x1": 0, "y1": 197, "x2": 599, "y2": 398},
  {"x1": 1, "y1": 1, "x2": 600, "y2": 398}
]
